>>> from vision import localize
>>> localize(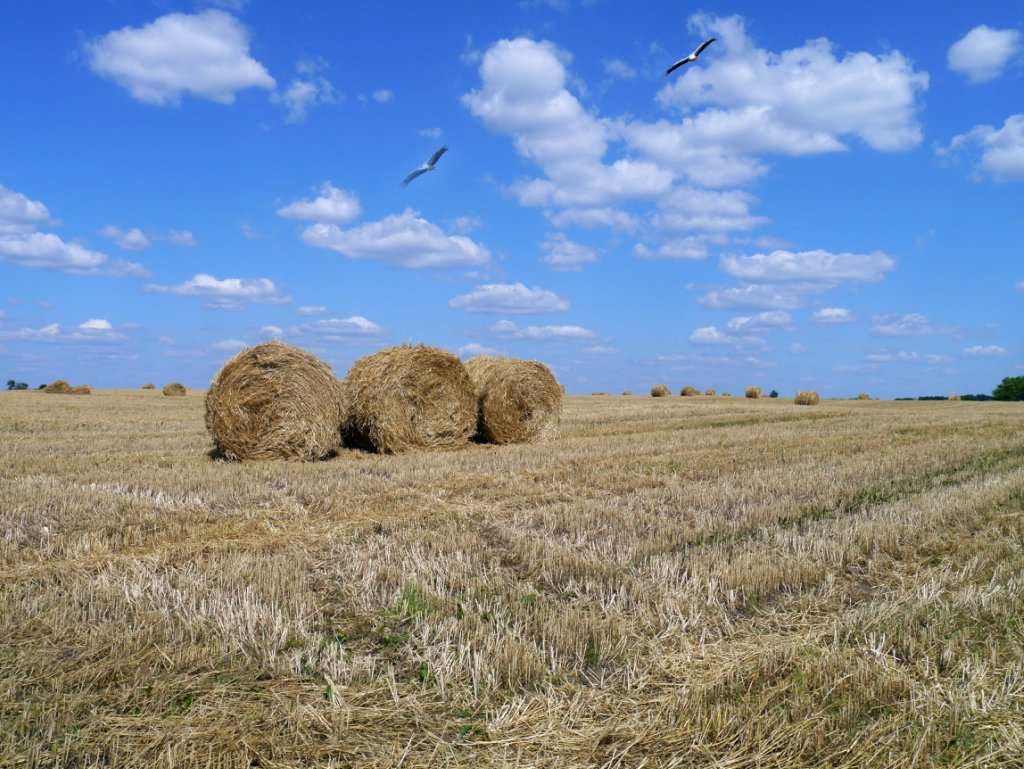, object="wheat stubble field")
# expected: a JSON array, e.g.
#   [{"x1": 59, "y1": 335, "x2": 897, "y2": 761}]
[{"x1": 2, "y1": 390, "x2": 1023, "y2": 768}]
